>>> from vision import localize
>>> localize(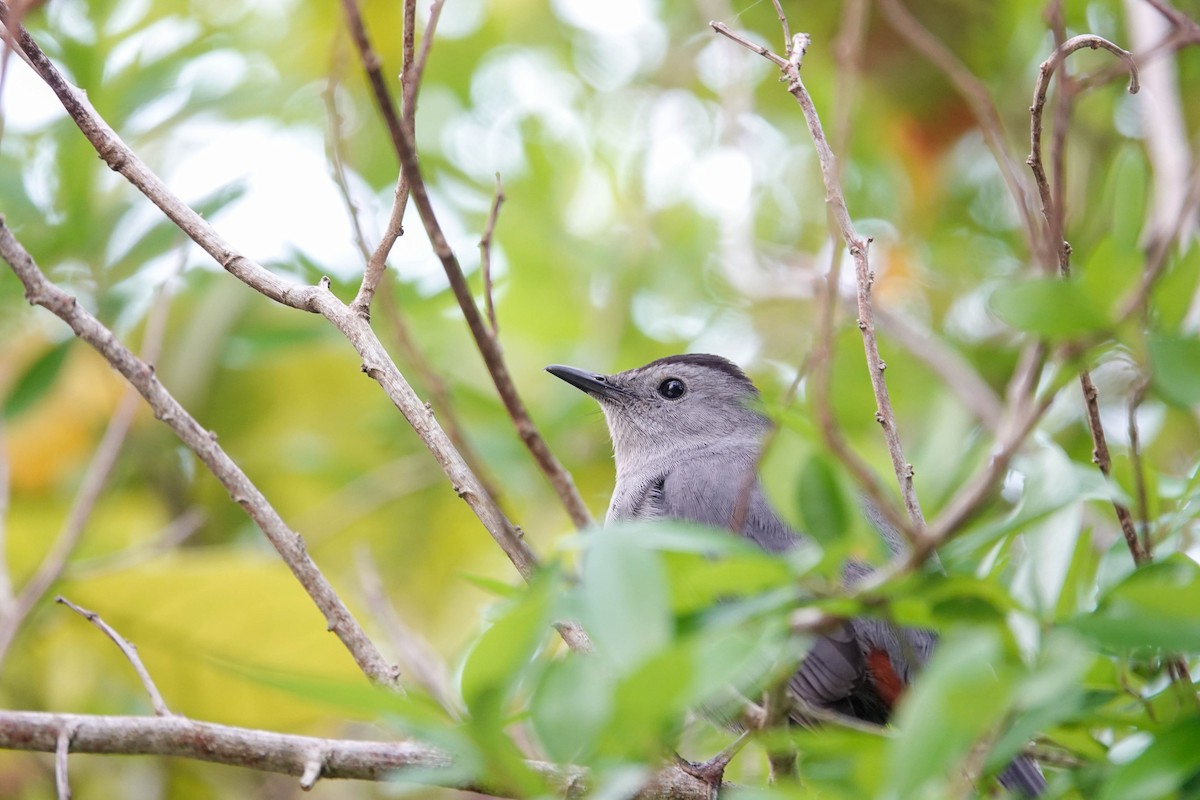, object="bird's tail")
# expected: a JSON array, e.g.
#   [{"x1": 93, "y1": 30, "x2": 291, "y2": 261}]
[{"x1": 998, "y1": 754, "x2": 1046, "y2": 796}]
